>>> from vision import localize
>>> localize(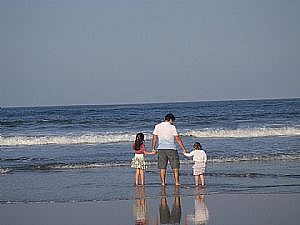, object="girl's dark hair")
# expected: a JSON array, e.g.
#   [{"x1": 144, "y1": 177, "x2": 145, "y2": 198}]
[
  {"x1": 193, "y1": 142, "x2": 202, "y2": 150},
  {"x1": 134, "y1": 133, "x2": 144, "y2": 150}
]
